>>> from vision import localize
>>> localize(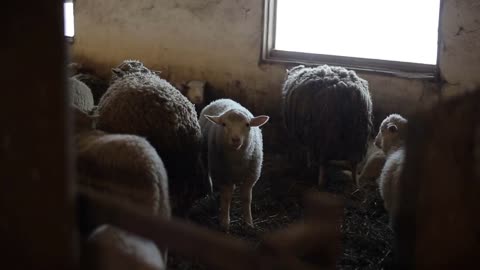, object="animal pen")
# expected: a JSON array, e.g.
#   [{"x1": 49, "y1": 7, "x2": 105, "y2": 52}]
[{"x1": 1, "y1": 1, "x2": 480, "y2": 270}]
